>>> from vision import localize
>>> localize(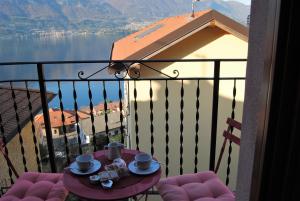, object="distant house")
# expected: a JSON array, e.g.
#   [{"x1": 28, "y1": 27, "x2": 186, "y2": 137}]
[
  {"x1": 34, "y1": 108, "x2": 90, "y2": 159},
  {"x1": 35, "y1": 108, "x2": 89, "y2": 138},
  {"x1": 80, "y1": 111, "x2": 124, "y2": 149},
  {"x1": 0, "y1": 86, "x2": 55, "y2": 185},
  {"x1": 80, "y1": 101, "x2": 121, "y2": 116},
  {"x1": 110, "y1": 9, "x2": 248, "y2": 188}
]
